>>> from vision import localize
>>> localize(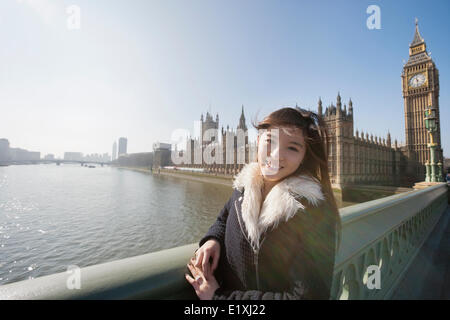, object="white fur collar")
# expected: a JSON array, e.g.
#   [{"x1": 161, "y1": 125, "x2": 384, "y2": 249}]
[{"x1": 232, "y1": 162, "x2": 325, "y2": 250}]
